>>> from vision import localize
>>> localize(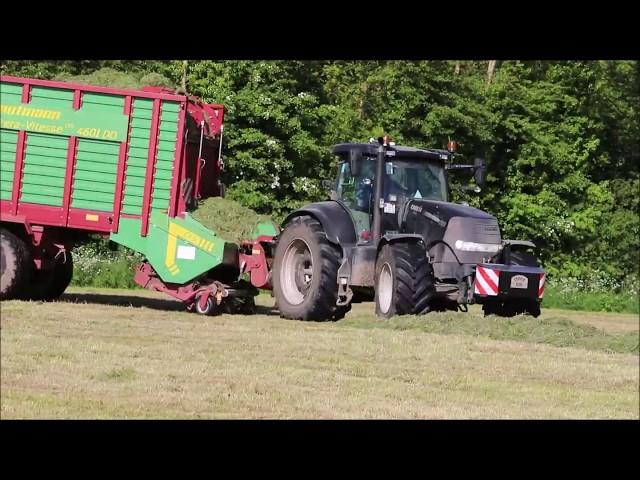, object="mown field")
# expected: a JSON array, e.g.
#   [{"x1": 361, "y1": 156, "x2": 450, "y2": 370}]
[{"x1": 1, "y1": 287, "x2": 638, "y2": 419}]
